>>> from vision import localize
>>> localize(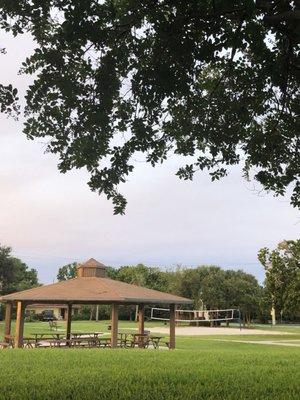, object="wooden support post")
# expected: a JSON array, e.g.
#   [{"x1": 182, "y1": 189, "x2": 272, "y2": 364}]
[
  {"x1": 66, "y1": 303, "x2": 72, "y2": 345},
  {"x1": 4, "y1": 302, "x2": 12, "y2": 341},
  {"x1": 138, "y1": 304, "x2": 145, "y2": 334},
  {"x1": 111, "y1": 304, "x2": 119, "y2": 348},
  {"x1": 169, "y1": 304, "x2": 176, "y2": 350},
  {"x1": 15, "y1": 301, "x2": 26, "y2": 348}
]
